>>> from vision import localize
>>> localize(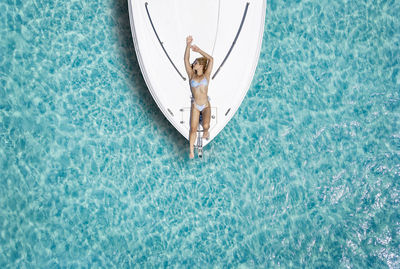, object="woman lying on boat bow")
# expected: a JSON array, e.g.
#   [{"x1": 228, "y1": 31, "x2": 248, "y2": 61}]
[{"x1": 184, "y1": 35, "x2": 214, "y2": 159}]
